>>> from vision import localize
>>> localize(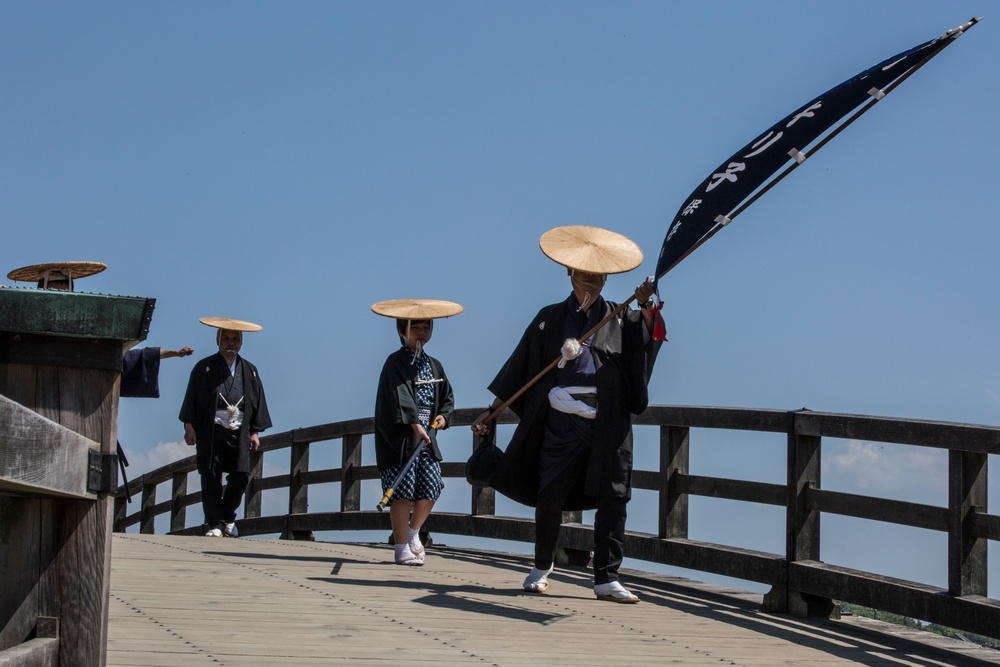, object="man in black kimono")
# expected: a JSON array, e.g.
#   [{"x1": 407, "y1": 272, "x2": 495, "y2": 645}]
[
  {"x1": 472, "y1": 226, "x2": 663, "y2": 603},
  {"x1": 179, "y1": 318, "x2": 272, "y2": 537}
]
